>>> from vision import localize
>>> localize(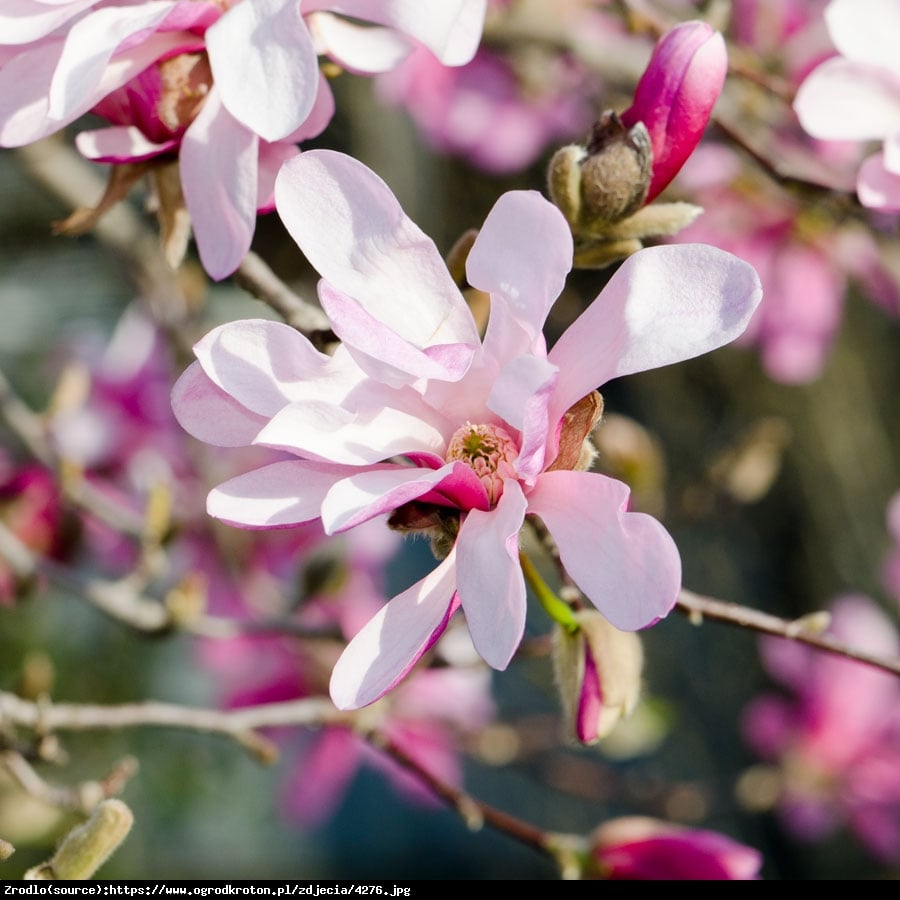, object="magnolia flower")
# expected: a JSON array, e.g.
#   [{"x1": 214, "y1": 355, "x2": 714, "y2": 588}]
[
  {"x1": 588, "y1": 816, "x2": 763, "y2": 880},
  {"x1": 742, "y1": 595, "x2": 900, "y2": 864},
  {"x1": 172, "y1": 149, "x2": 762, "y2": 711},
  {"x1": 0, "y1": 0, "x2": 486, "y2": 277},
  {"x1": 794, "y1": 0, "x2": 900, "y2": 210}
]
